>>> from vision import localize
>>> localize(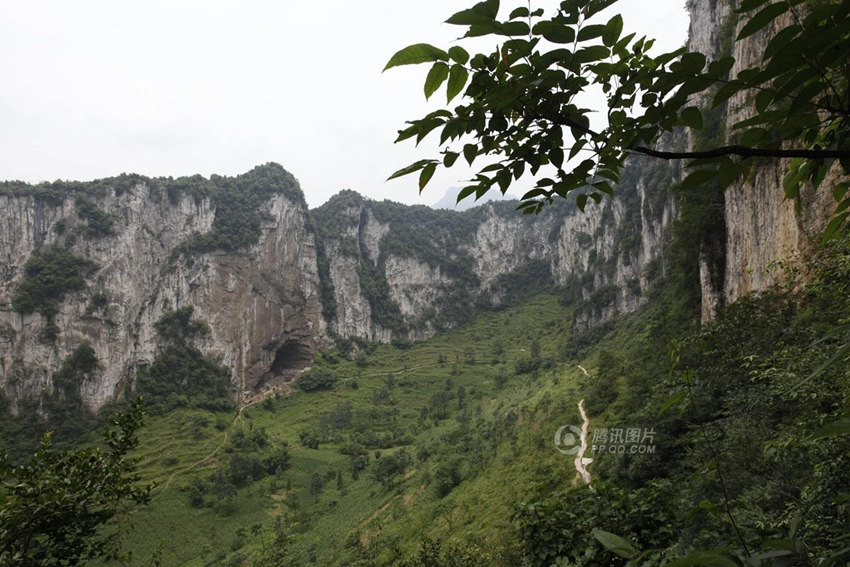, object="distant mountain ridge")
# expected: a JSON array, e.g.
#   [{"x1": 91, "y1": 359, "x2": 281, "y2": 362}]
[{"x1": 430, "y1": 186, "x2": 519, "y2": 211}]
